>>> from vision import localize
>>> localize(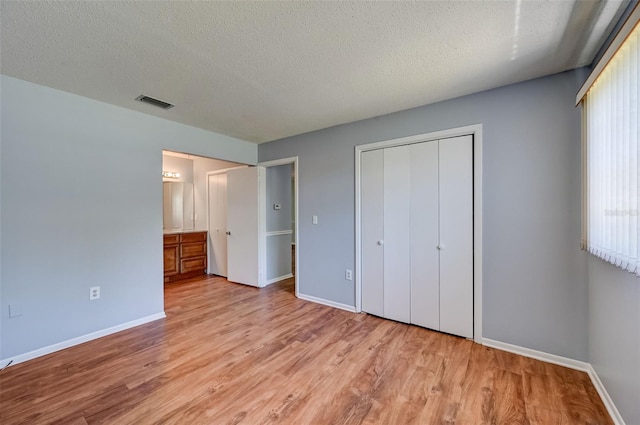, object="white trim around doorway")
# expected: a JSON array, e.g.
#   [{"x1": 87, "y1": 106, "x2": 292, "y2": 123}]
[
  {"x1": 354, "y1": 124, "x2": 483, "y2": 344},
  {"x1": 258, "y1": 157, "x2": 300, "y2": 298}
]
